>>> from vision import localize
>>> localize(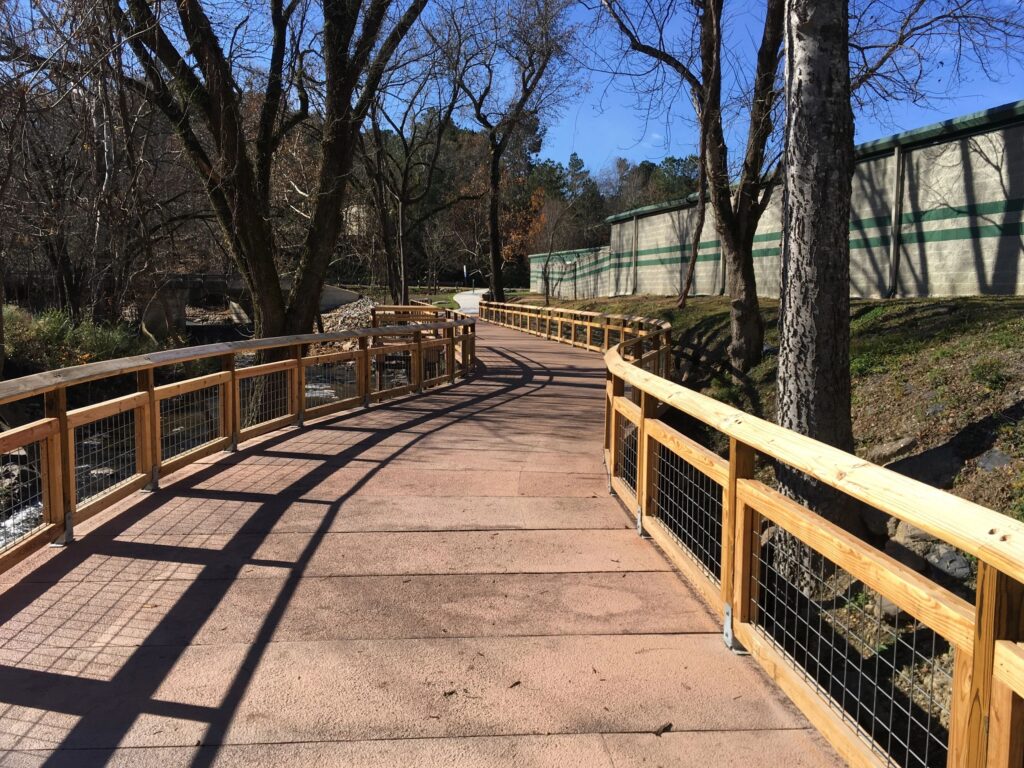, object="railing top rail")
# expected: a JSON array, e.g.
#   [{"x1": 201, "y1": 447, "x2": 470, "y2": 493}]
[
  {"x1": 603, "y1": 341, "x2": 1024, "y2": 581},
  {"x1": 0, "y1": 318, "x2": 473, "y2": 406},
  {"x1": 480, "y1": 300, "x2": 671, "y2": 331}
]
